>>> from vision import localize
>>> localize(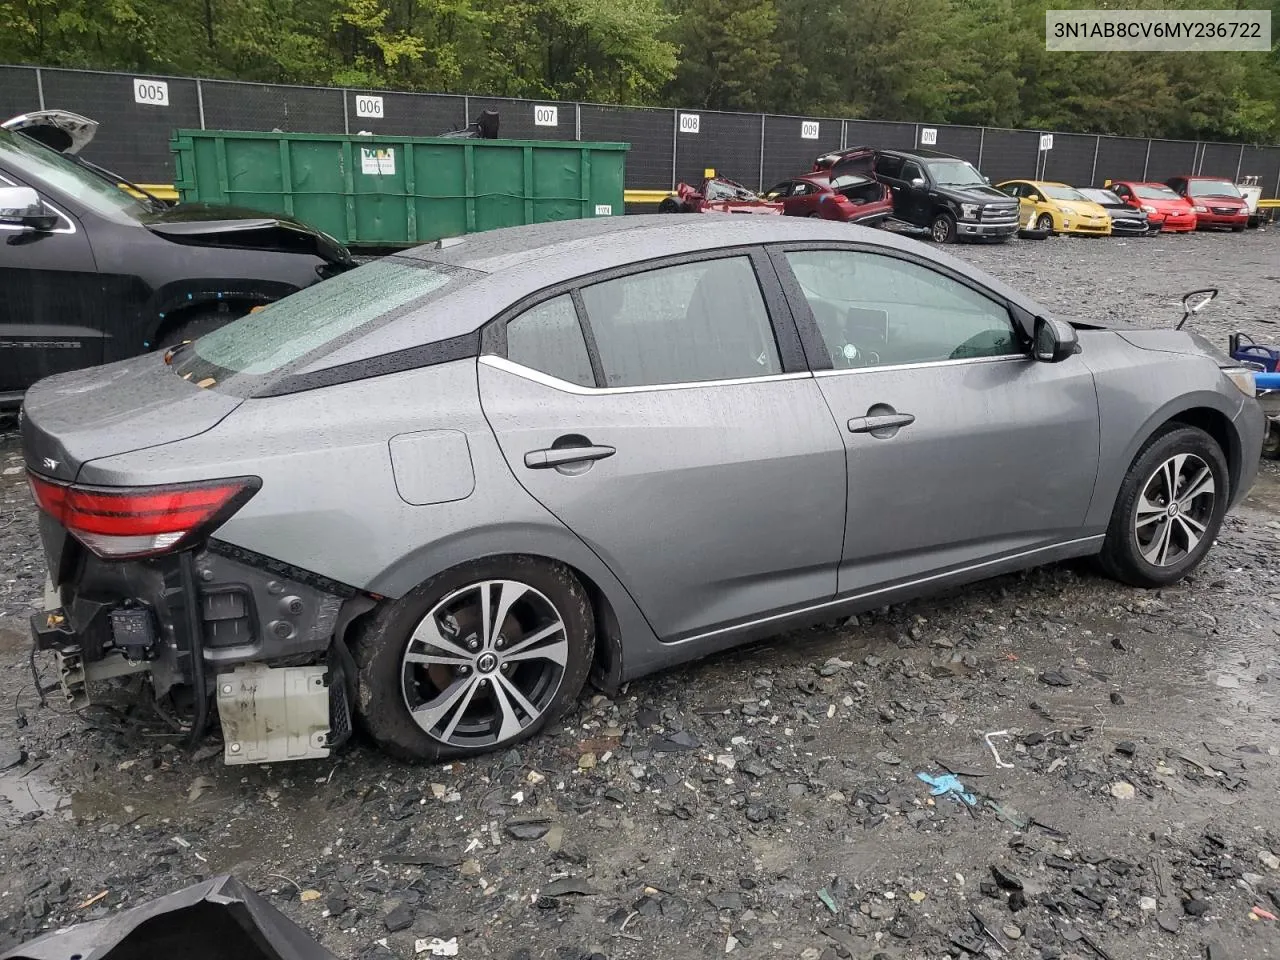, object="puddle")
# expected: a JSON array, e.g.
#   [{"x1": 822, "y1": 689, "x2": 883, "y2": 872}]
[{"x1": 0, "y1": 768, "x2": 70, "y2": 820}]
